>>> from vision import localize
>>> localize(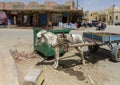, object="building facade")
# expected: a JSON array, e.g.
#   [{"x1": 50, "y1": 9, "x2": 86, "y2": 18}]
[
  {"x1": 0, "y1": 1, "x2": 83, "y2": 27},
  {"x1": 85, "y1": 6, "x2": 120, "y2": 25}
]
